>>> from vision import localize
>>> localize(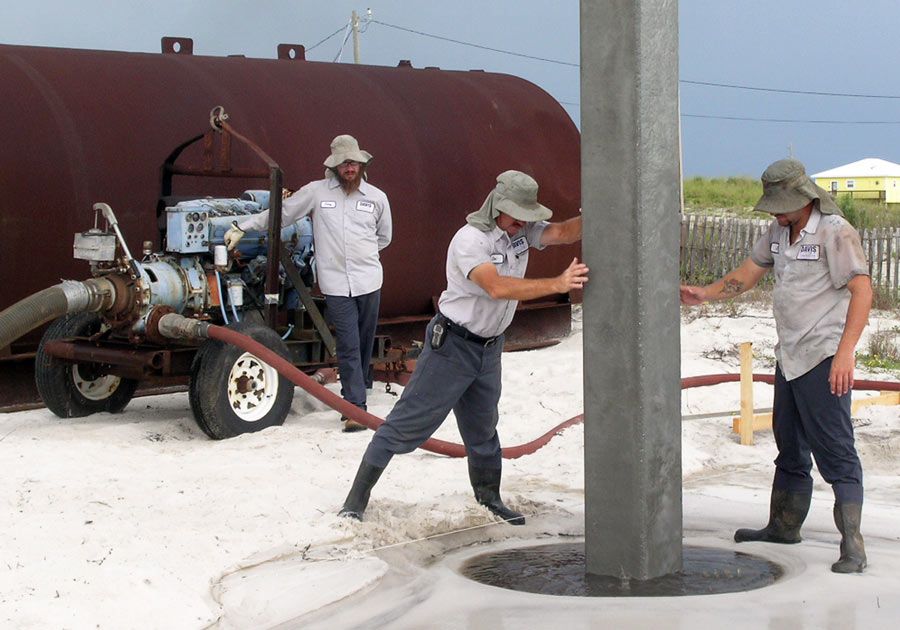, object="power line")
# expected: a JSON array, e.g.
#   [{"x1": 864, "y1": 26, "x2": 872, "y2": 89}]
[
  {"x1": 333, "y1": 21, "x2": 354, "y2": 62},
  {"x1": 306, "y1": 23, "x2": 348, "y2": 53},
  {"x1": 370, "y1": 19, "x2": 579, "y2": 67},
  {"x1": 682, "y1": 113, "x2": 900, "y2": 124},
  {"x1": 681, "y1": 79, "x2": 900, "y2": 100},
  {"x1": 369, "y1": 19, "x2": 900, "y2": 100},
  {"x1": 560, "y1": 101, "x2": 900, "y2": 124}
]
